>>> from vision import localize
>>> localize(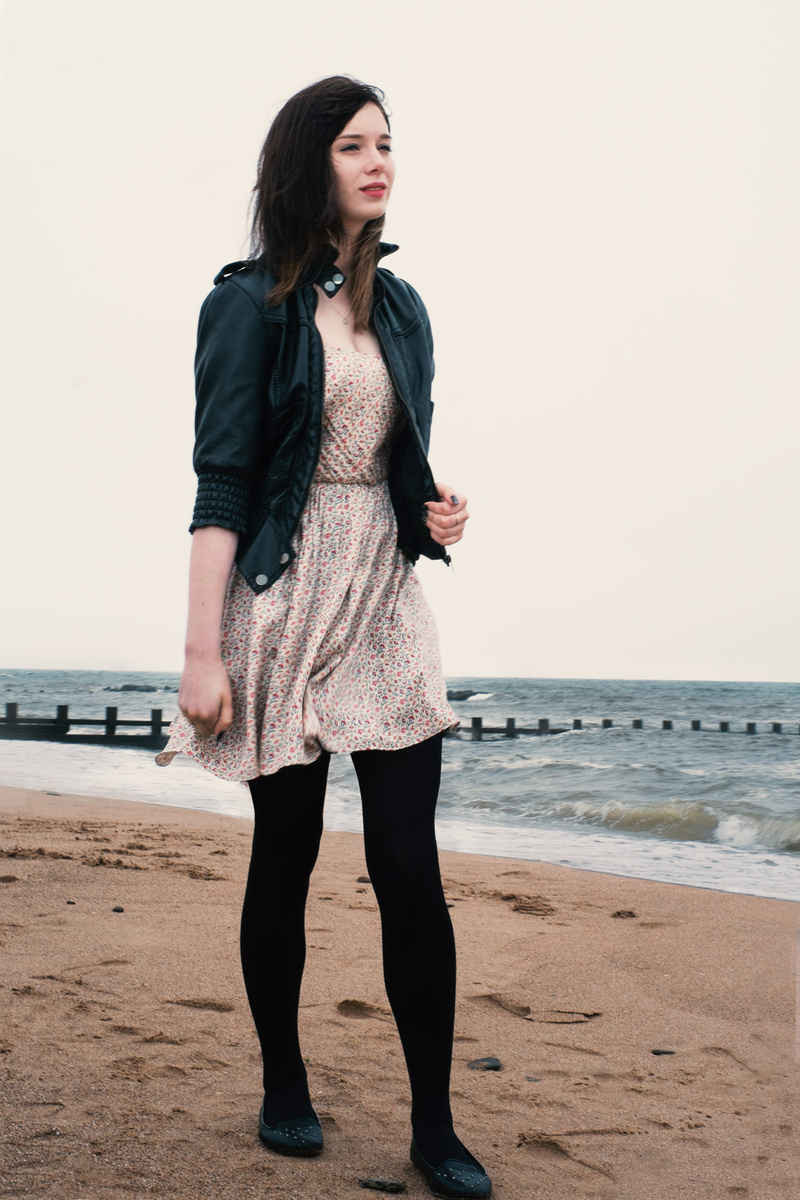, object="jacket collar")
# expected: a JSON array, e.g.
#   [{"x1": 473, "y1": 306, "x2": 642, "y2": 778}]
[
  {"x1": 213, "y1": 242, "x2": 399, "y2": 295},
  {"x1": 313, "y1": 241, "x2": 398, "y2": 297}
]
